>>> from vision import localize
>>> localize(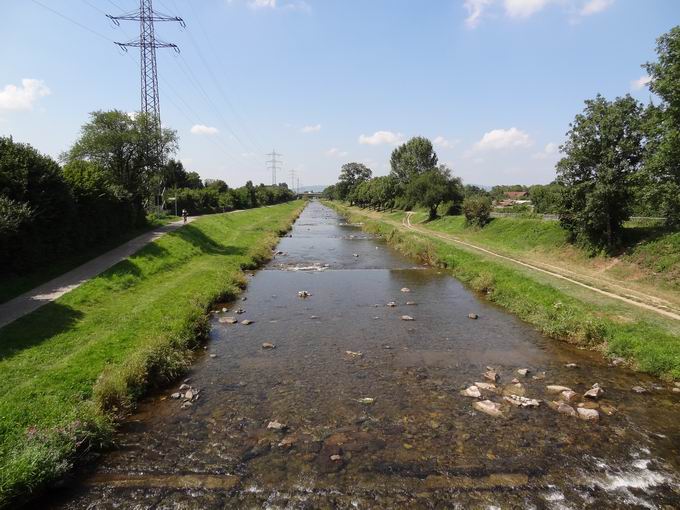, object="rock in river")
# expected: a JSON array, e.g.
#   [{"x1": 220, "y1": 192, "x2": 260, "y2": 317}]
[
  {"x1": 219, "y1": 317, "x2": 238, "y2": 324},
  {"x1": 546, "y1": 385, "x2": 572, "y2": 394},
  {"x1": 548, "y1": 401, "x2": 577, "y2": 417},
  {"x1": 517, "y1": 368, "x2": 530, "y2": 377},
  {"x1": 241, "y1": 319, "x2": 254, "y2": 325},
  {"x1": 484, "y1": 368, "x2": 500, "y2": 383},
  {"x1": 460, "y1": 386, "x2": 482, "y2": 398},
  {"x1": 401, "y1": 287, "x2": 411, "y2": 293},
  {"x1": 262, "y1": 342, "x2": 276, "y2": 349},
  {"x1": 472, "y1": 399, "x2": 504, "y2": 418},
  {"x1": 468, "y1": 313, "x2": 478, "y2": 320},
  {"x1": 400, "y1": 315, "x2": 414, "y2": 321},
  {"x1": 584, "y1": 383, "x2": 604, "y2": 399},
  {"x1": 267, "y1": 420, "x2": 287, "y2": 431},
  {"x1": 503, "y1": 395, "x2": 540, "y2": 408},
  {"x1": 577, "y1": 407, "x2": 600, "y2": 421},
  {"x1": 632, "y1": 385, "x2": 648, "y2": 394}
]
